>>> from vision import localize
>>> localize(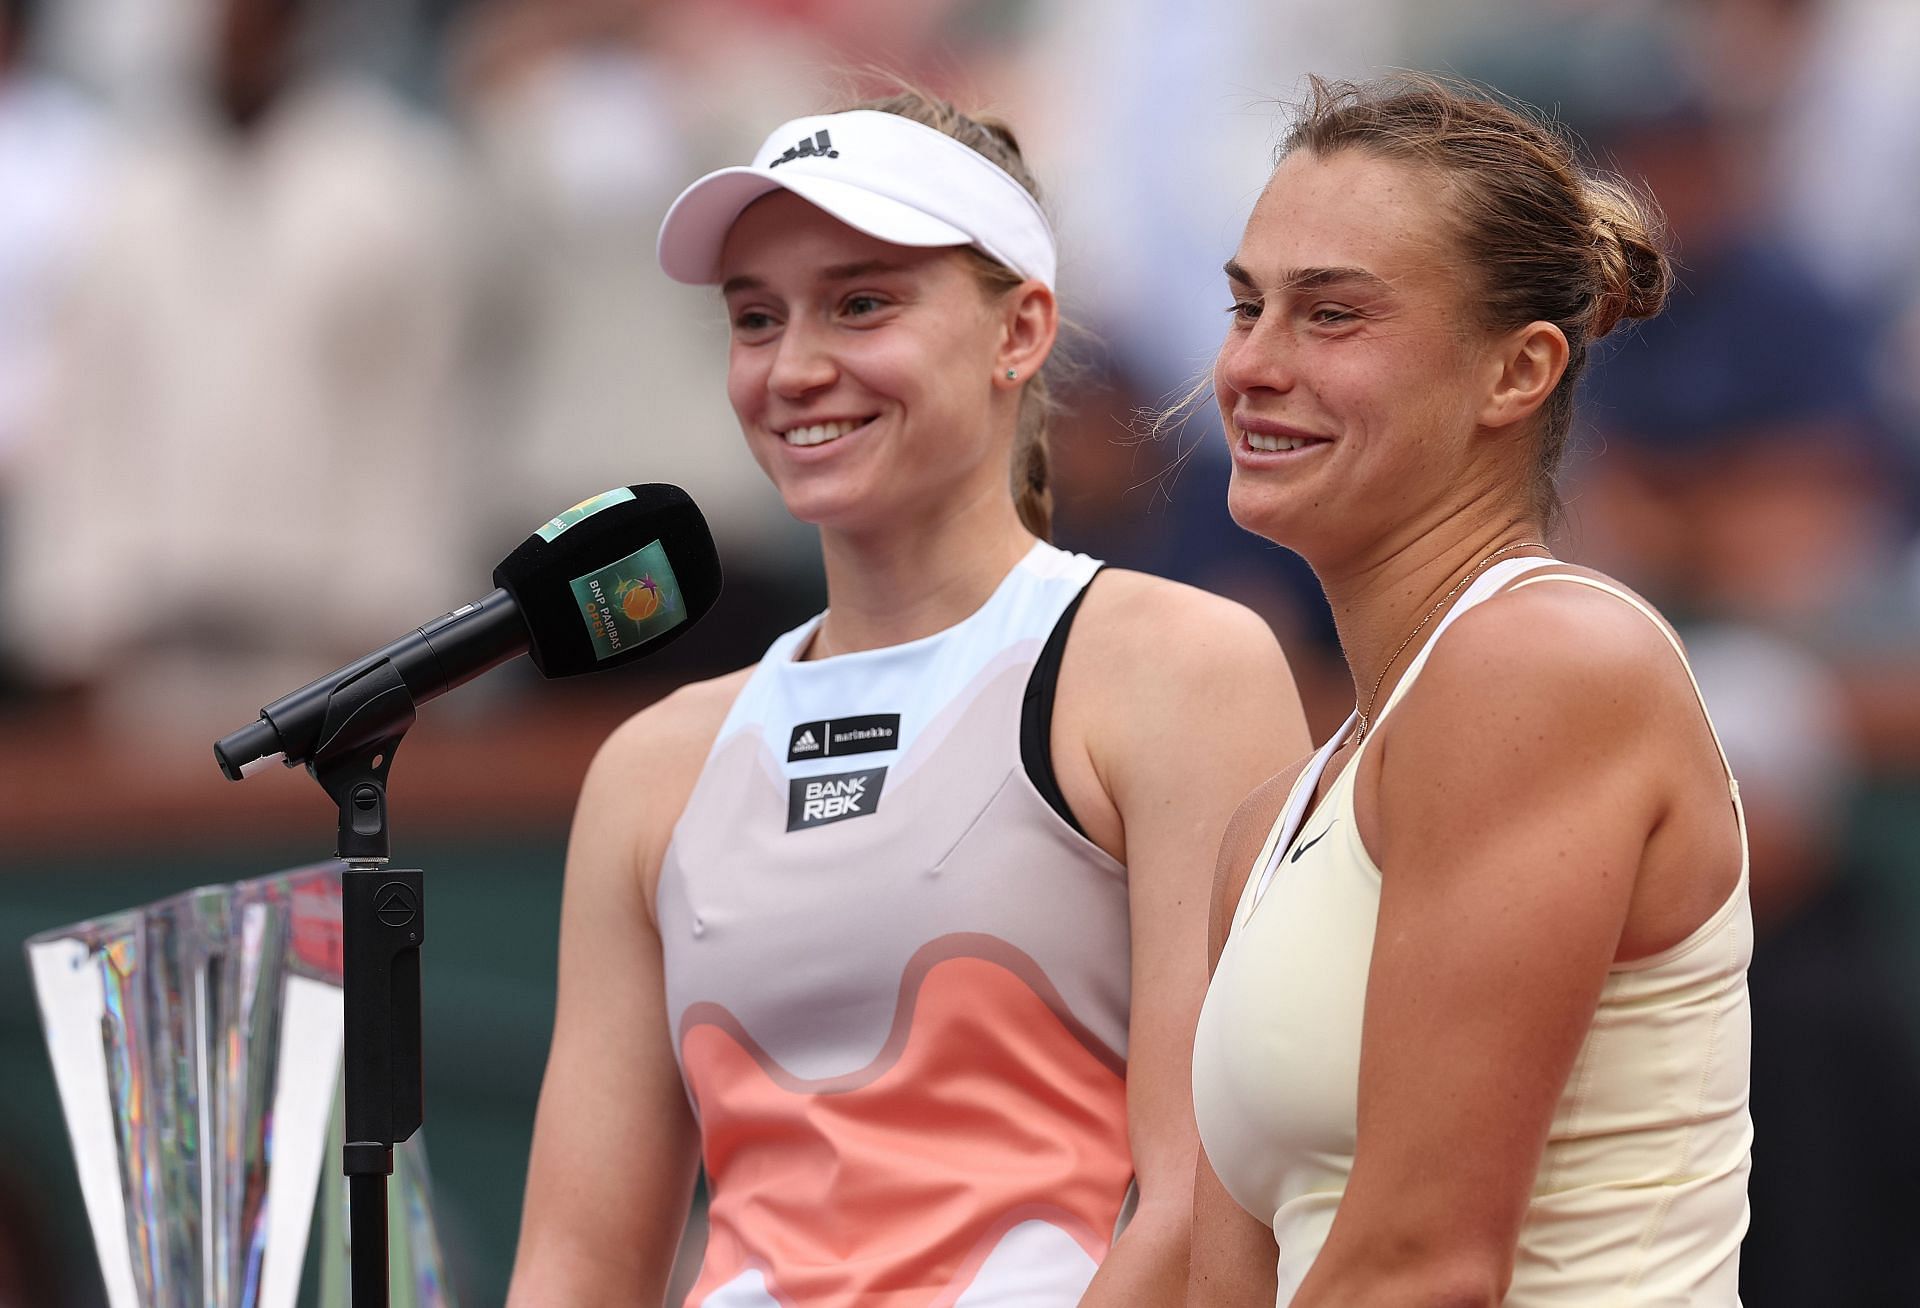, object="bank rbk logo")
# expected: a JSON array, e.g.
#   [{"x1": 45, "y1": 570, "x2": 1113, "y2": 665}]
[
  {"x1": 769, "y1": 129, "x2": 839, "y2": 168},
  {"x1": 787, "y1": 767, "x2": 887, "y2": 831}
]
